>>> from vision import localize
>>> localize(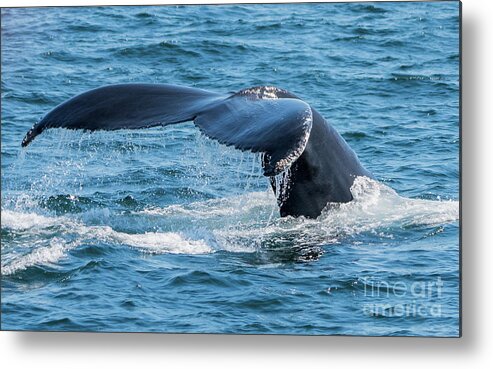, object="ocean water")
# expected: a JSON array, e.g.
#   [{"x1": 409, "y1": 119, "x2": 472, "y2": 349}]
[{"x1": 1, "y1": 2, "x2": 460, "y2": 336}]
